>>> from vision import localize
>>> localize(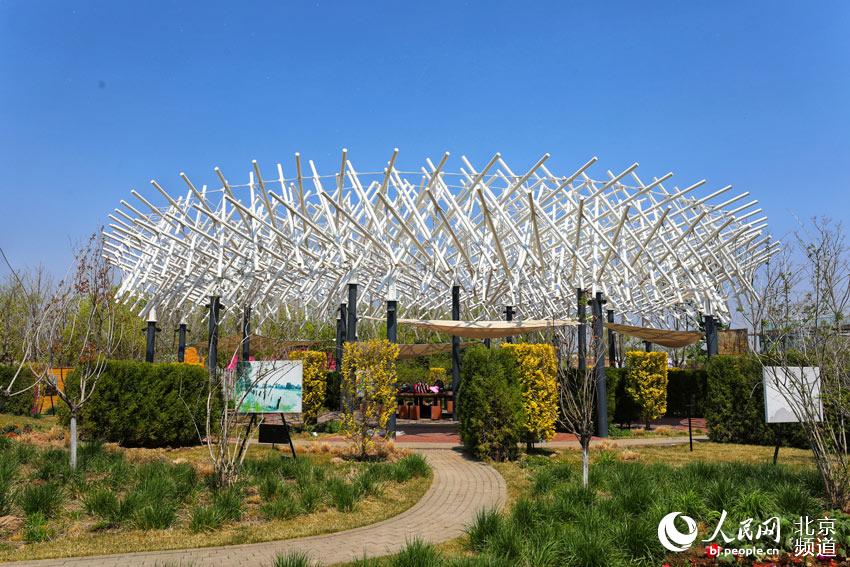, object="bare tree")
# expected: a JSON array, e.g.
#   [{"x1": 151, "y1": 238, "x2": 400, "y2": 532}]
[
  {"x1": 25, "y1": 234, "x2": 119, "y2": 469},
  {"x1": 554, "y1": 327, "x2": 601, "y2": 487},
  {"x1": 747, "y1": 218, "x2": 850, "y2": 509}
]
